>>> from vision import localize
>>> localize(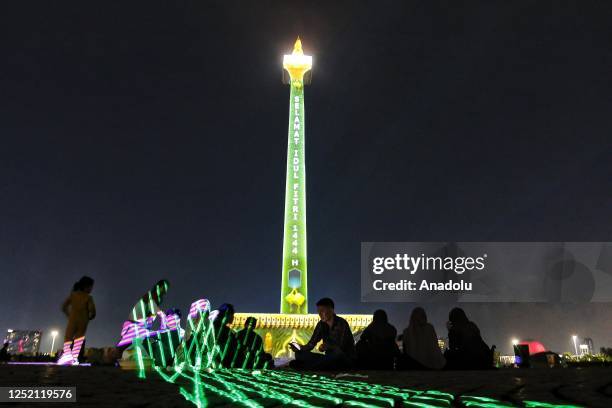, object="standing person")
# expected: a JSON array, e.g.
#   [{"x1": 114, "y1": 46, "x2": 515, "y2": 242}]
[
  {"x1": 289, "y1": 298, "x2": 355, "y2": 370},
  {"x1": 400, "y1": 307, "x2": 445, "y2": 370},
  {"x1": 57, "y1": 276, "x2": 96, "y2": 365},
  {"x1": 356, "y1": 309, "x2": 399, "y2": 369},
  {"x1": 444, "y1": 307, "x2": 492, "y2": 369}
]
